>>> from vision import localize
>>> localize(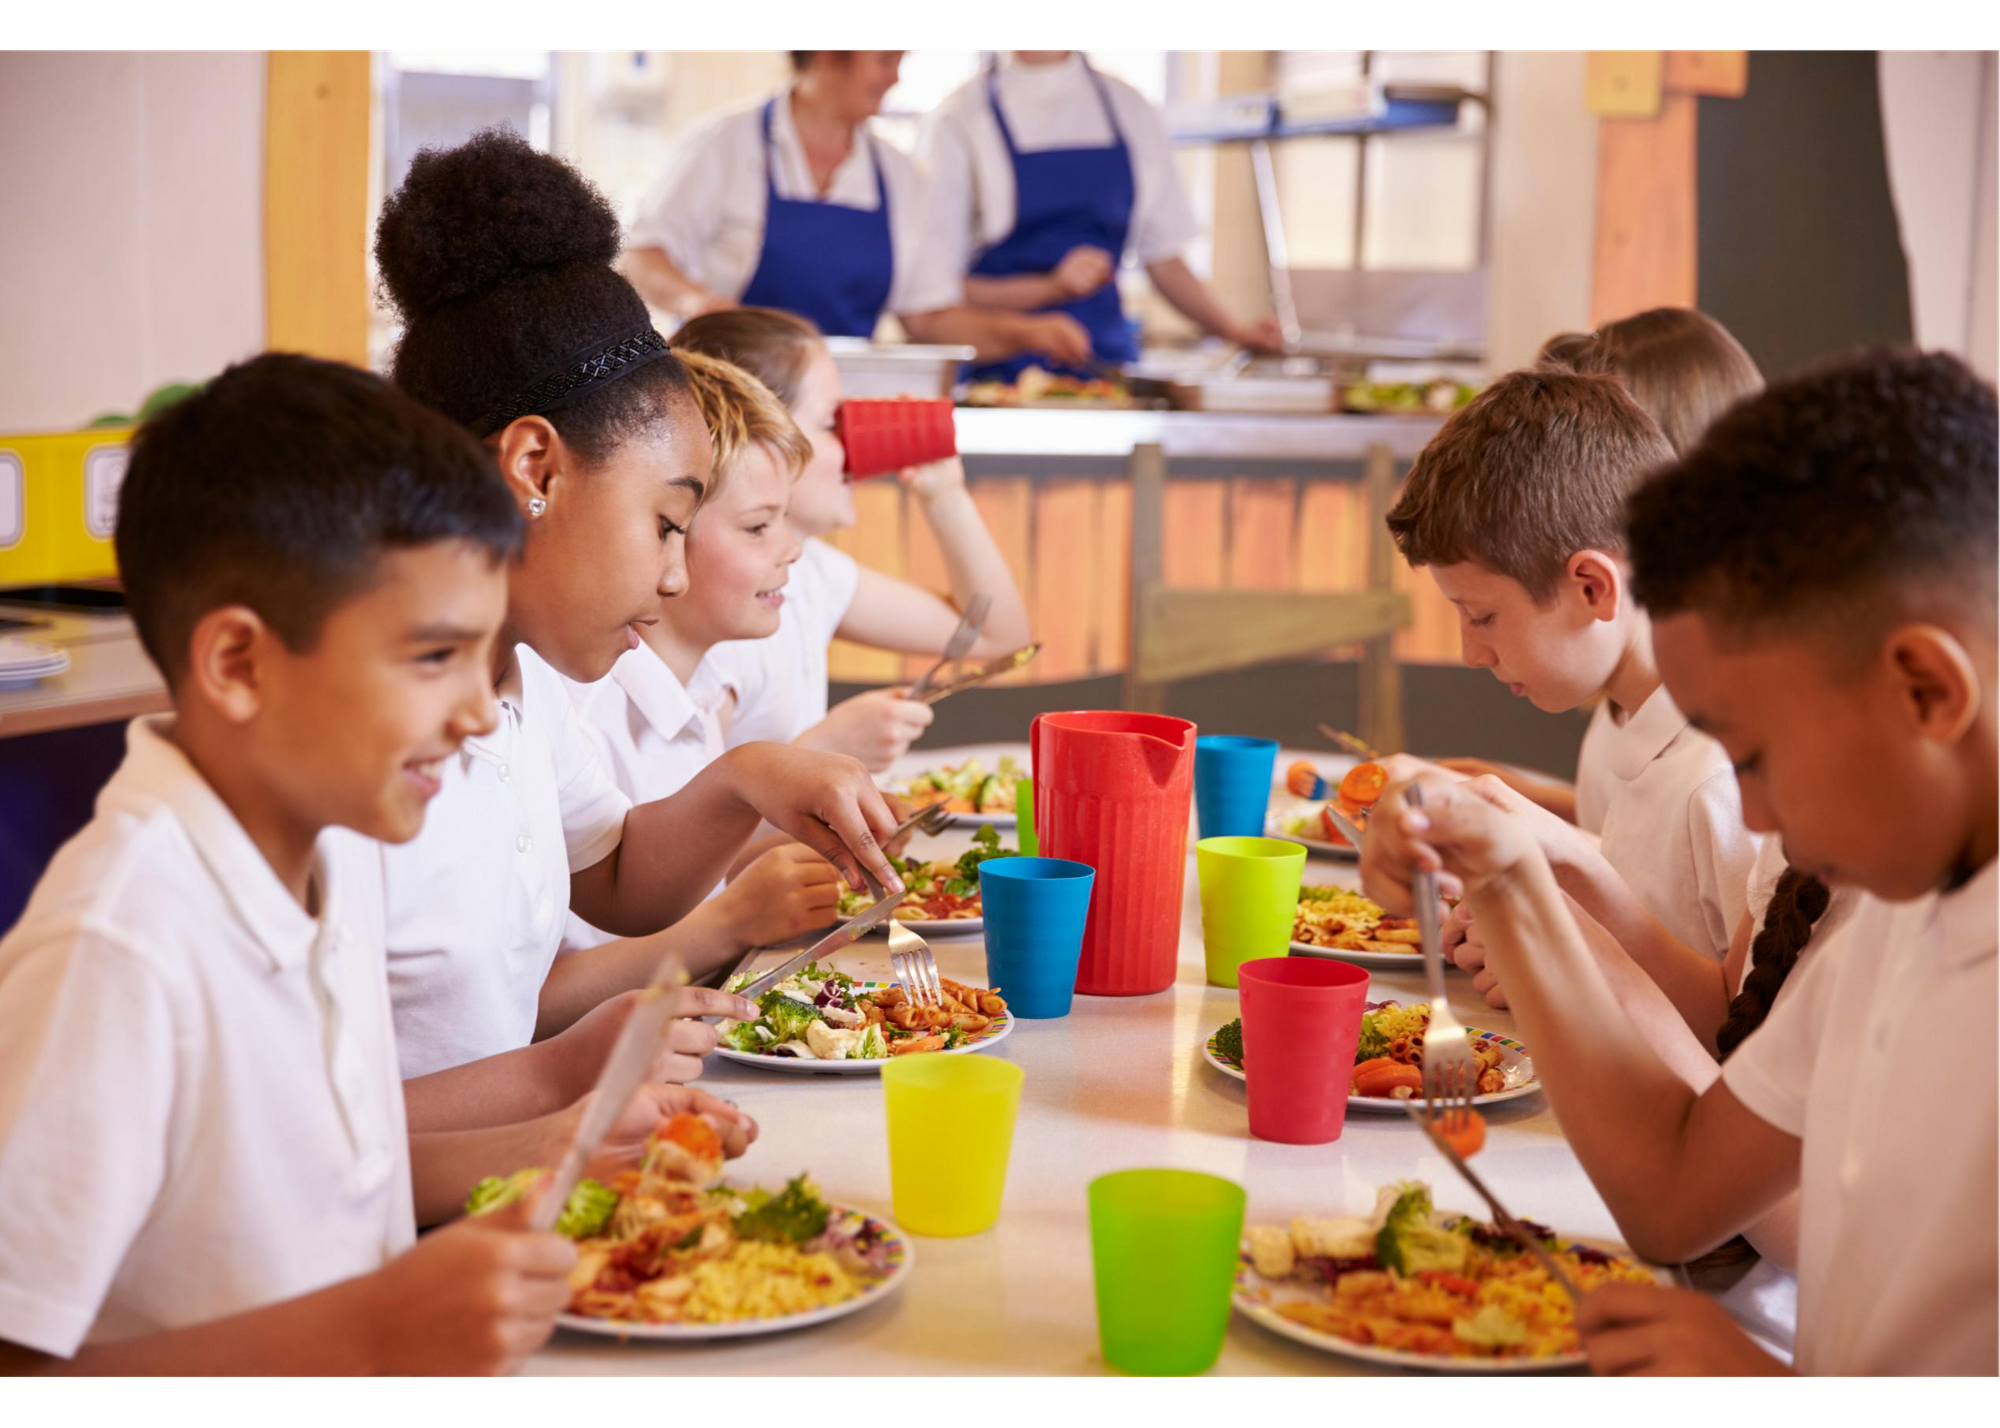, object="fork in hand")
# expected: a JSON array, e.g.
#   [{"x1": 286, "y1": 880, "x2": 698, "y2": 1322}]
[
  {"x1": 888, "y1": 921, "x2": 945, "y2": 1010},
  {"x1": 1406, "y1": 783, "x2": 1479, "y2": 1135},
  {"x1": 907, "y1": 593, "x2": 992, "y2": 702}
]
